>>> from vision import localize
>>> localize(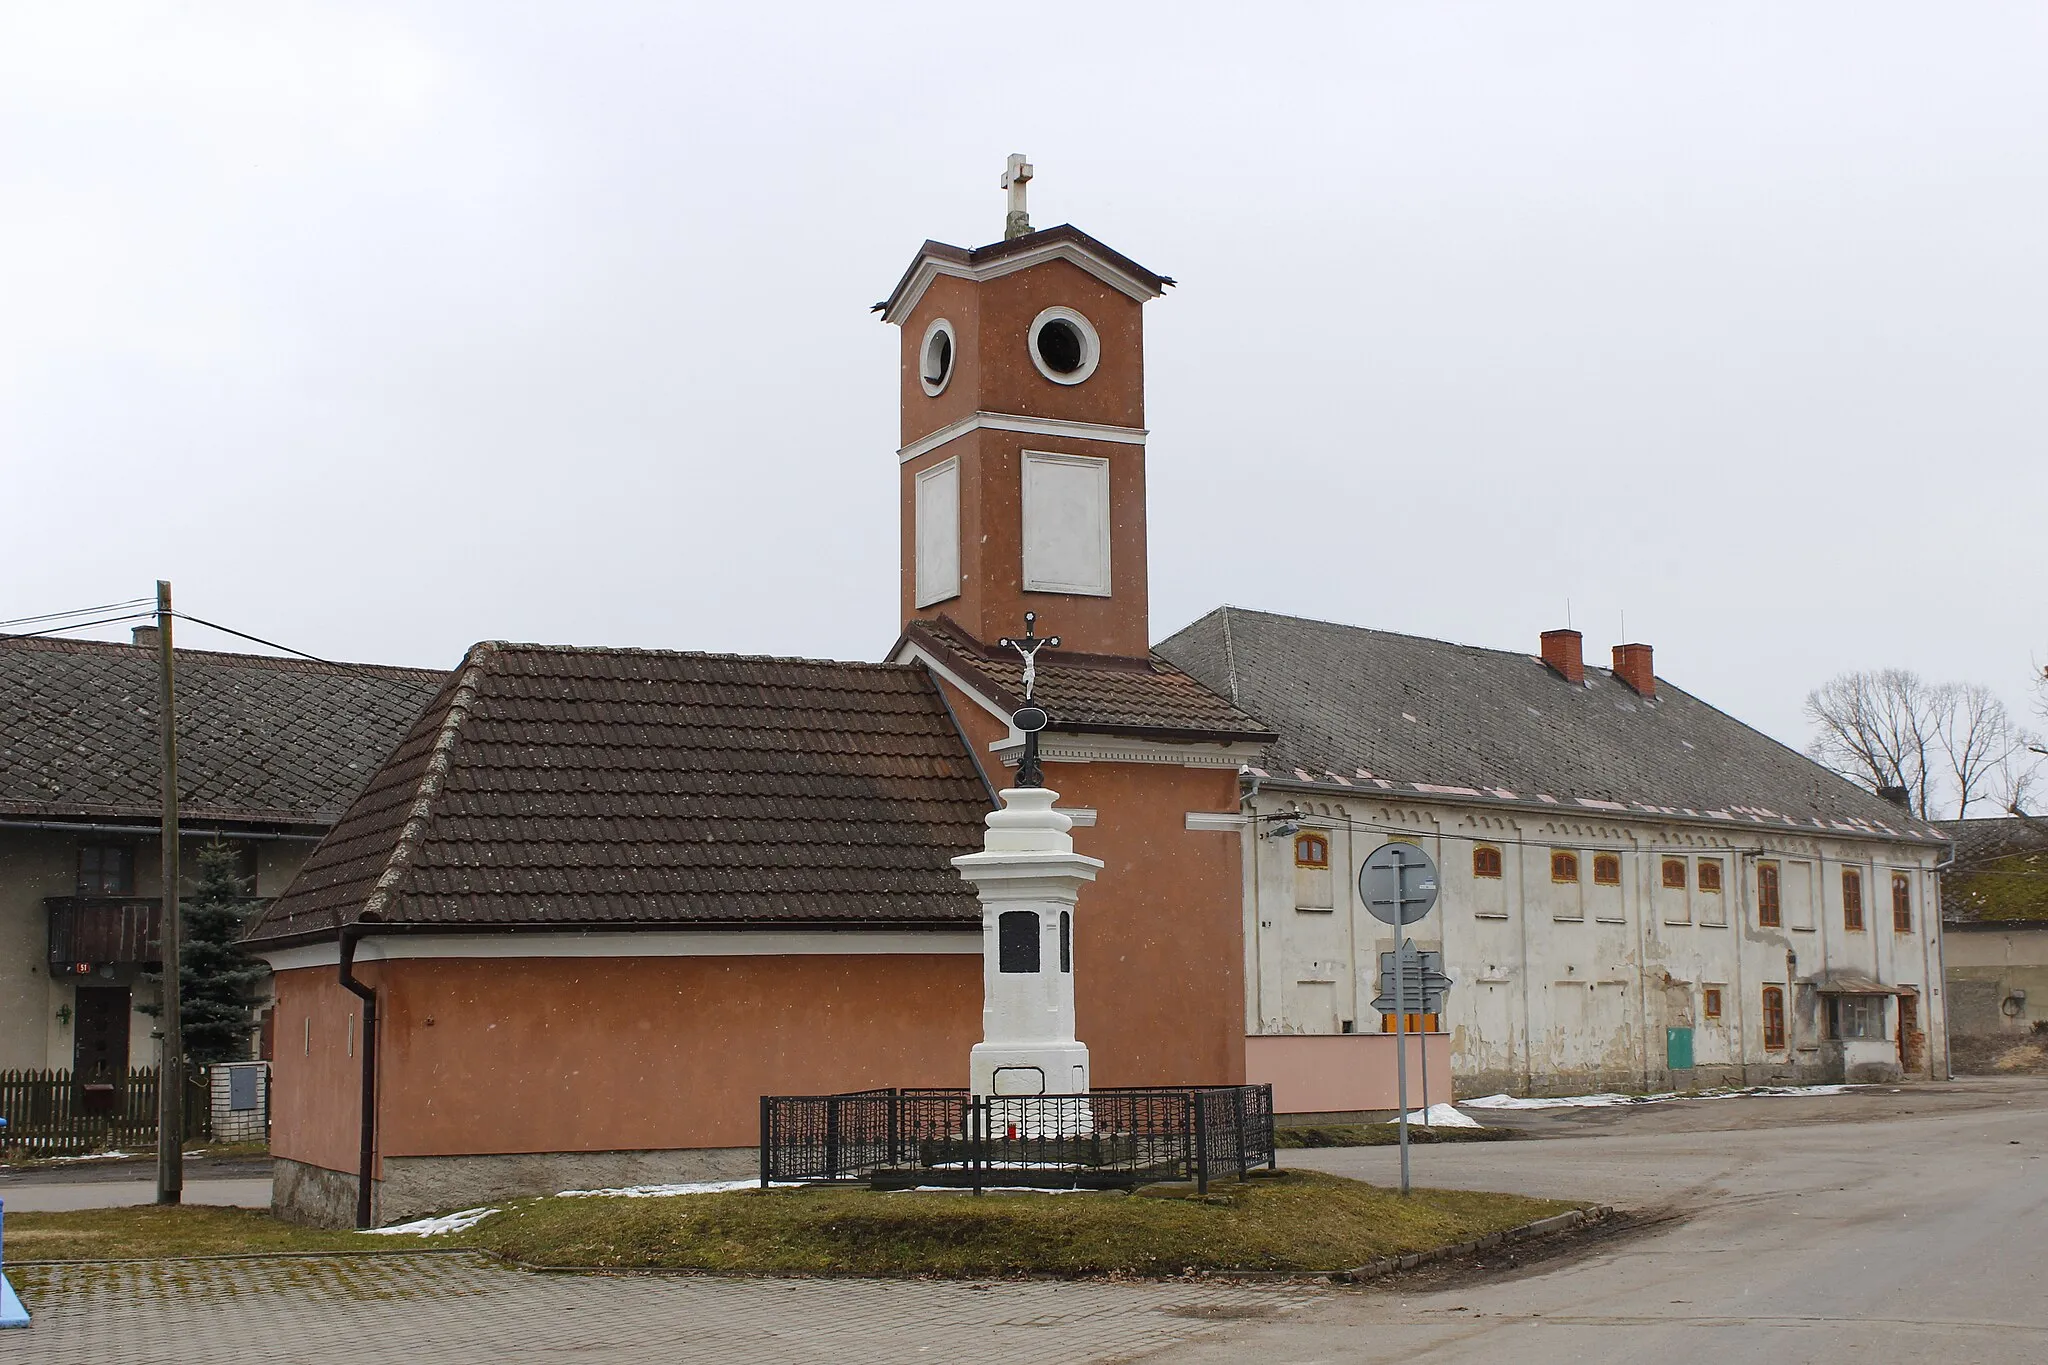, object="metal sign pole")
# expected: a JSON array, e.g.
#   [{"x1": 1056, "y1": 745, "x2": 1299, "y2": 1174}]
[
  {"x1": 1394, "y1": 956, "x2": 1410, "y2": 1195},
  {"x1": 1359, "y1": 843, "x2": 1440, "y2": 1200}
]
